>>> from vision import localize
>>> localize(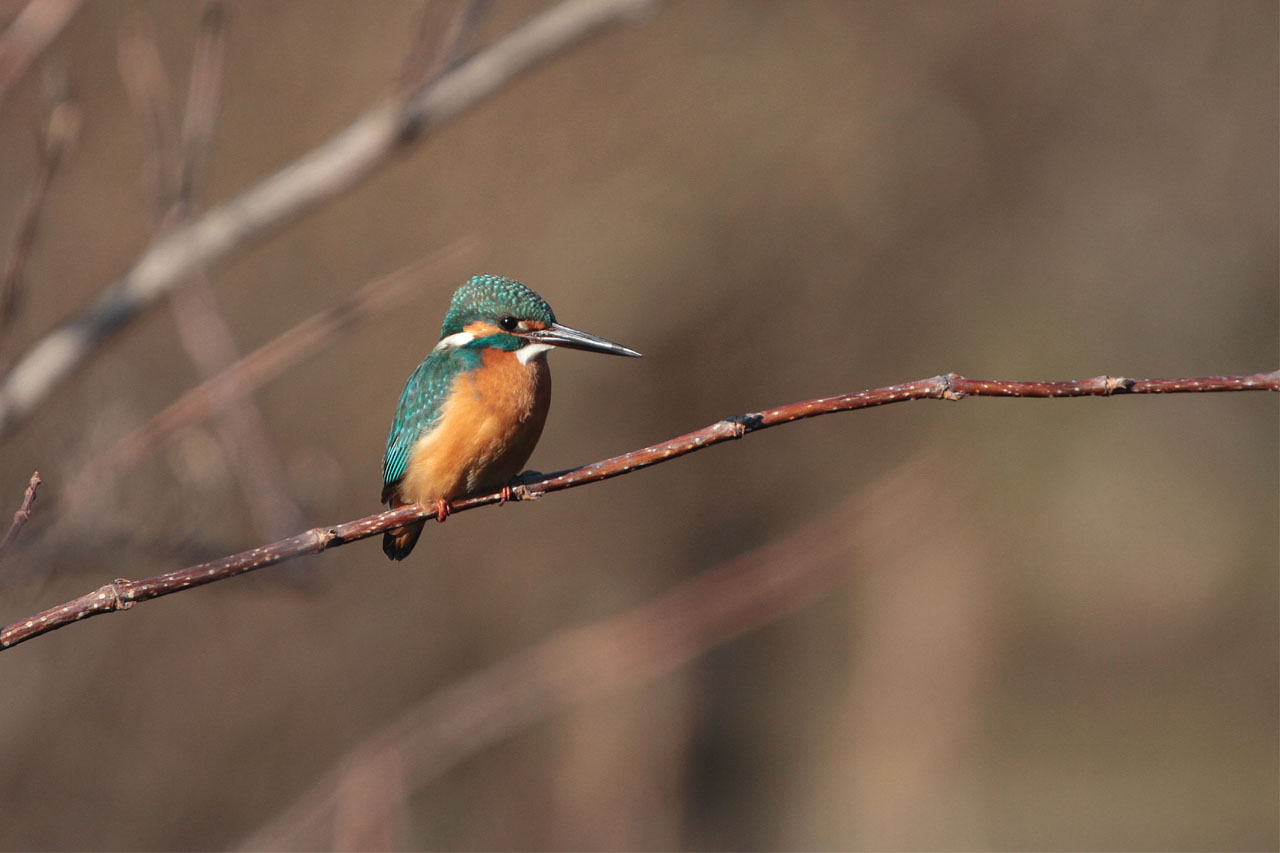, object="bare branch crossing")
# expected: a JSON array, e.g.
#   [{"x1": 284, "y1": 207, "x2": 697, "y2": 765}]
[{"x1": 1, "y1": 369, "x2": 1274, "y2": 651}]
